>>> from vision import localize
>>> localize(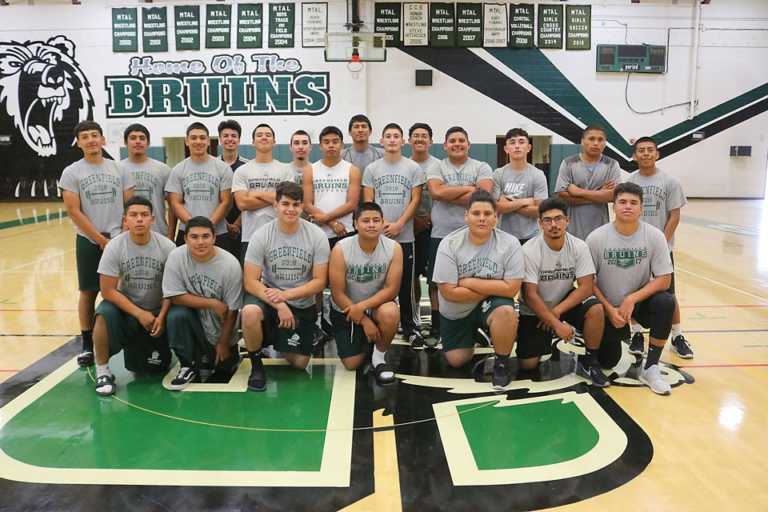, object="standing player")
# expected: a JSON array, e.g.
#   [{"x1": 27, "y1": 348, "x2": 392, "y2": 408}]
[
  {"x1": 232, "y1": 124, "x2": 294, "y2": 260},
  {"x1": 218, "y1": 120, "x2": 248, "y2": 258},
  {"x1": 162, "y1": 216, "x2": 243, "y2": 390},
  {"x1": 241, "y1": 182, "x2": 330, "y2": 390},
  {"x1": 329, "y1": 202, "x2": 402, "y2": 383},
  {"x1": 626, "y1": 137, "x2": 693, "y2": 358},
  {"x1": 289, "y1": 130, "x2": 312, "y2": 186},
  {"x1": 586, "y1": 182, "x2": 676, "y2": 395},
  {"x1": 519, "y1": 198, "x2": 608, "y2": 386},
  {"x1": 92, "y1": 196, "x2": 176, "y2": 396},
  {"x1": 363, "y1": 123, "x2": 426, "y2": 346},
  {"x1": 304, "y1": 126, "x2": 362, "y2": 339},
  {"x1": 493, "y1": 128, "x2": 548, "y2": 245},
  {"x1": 409, "y1": 122, "x2": 441, "y2": 340},
  {"x1": 432, "y1": 190, "x2": 523, "y2": 389},
  {"x1": 166, "y1": 123, "x2": 233, "y2": 247},
  {"x1": 556, "y1": 125, "x2": 622, "y2": 240},
  {"x1": 120, "y1": 123, "x2": 176, "y2": 239},
  {"x1": 342, "y1": 114, "x2": 383, "y2": 174},
  {"x1": 427, "y1": 126, "x2": 494, "y2": 330},
  {"x1": 60, "y1": 121, "x2": 135, "y2": 367}
]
